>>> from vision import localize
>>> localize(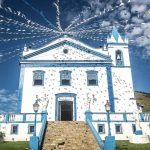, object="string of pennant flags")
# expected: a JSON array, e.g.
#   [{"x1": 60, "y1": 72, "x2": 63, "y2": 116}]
[{"x1": 0, "y1": 0, "x2": 149, "y2": 64}]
